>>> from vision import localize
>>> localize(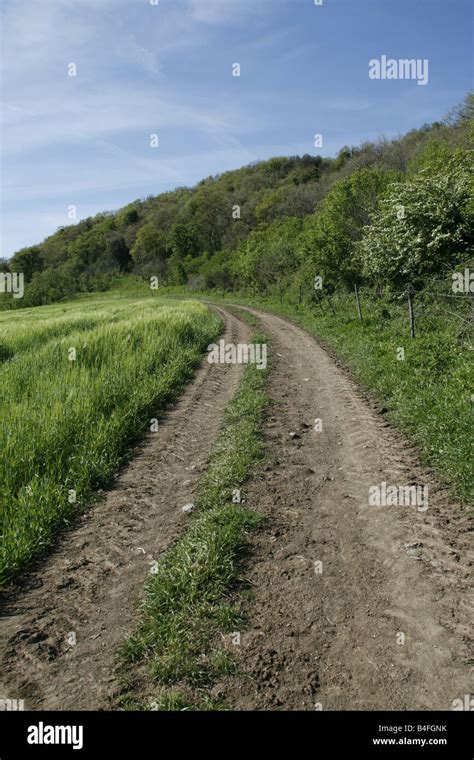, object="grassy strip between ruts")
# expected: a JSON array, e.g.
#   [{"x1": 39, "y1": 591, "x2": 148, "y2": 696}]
[{"x1": 118, "y1": 328, "x2": 269, "y2": 711}]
